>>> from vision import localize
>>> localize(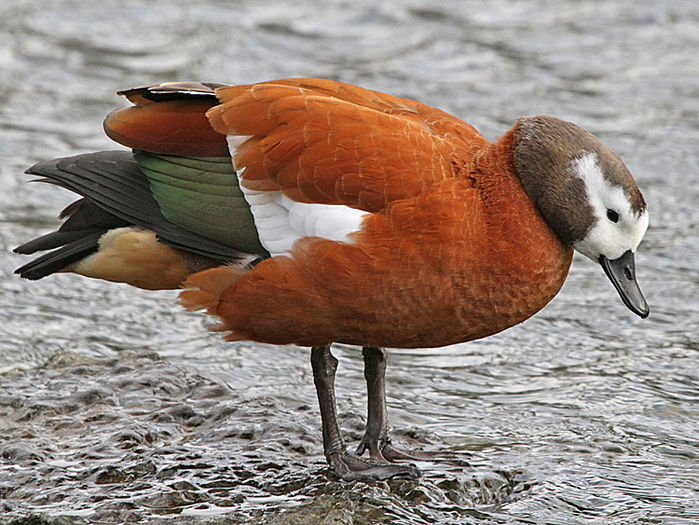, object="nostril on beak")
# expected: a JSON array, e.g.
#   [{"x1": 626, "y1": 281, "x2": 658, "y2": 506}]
[{"x1": 624, "y1": 266, "x2": 633, "y2": 280}]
